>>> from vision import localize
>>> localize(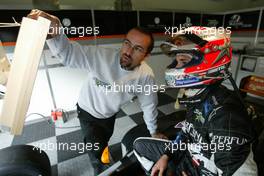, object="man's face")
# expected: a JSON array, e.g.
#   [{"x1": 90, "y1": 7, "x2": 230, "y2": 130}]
[
  {"x1": 120, "y1": 29, "x2": 151, "y2": 70},
  {"x1": 175, "y1": 53, "x2": 192, "y2": 68}
]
